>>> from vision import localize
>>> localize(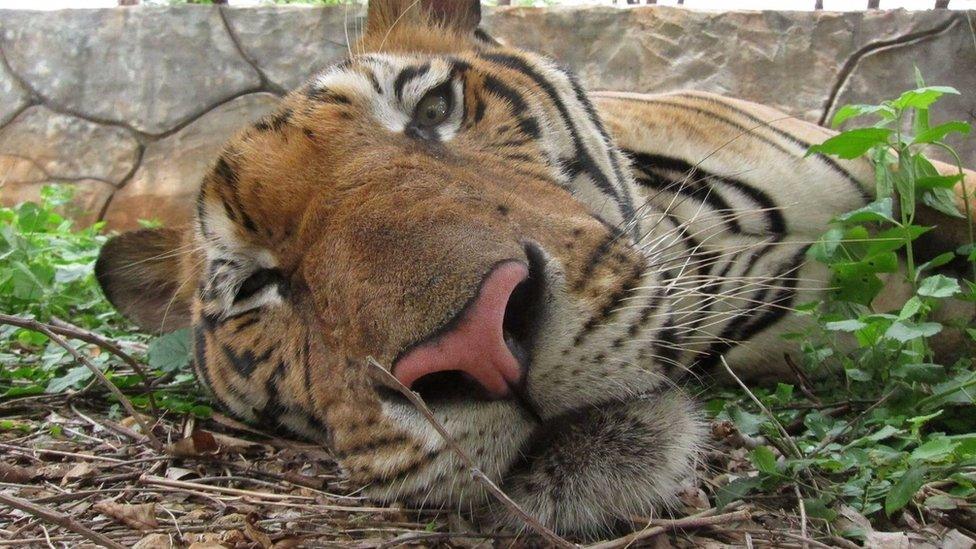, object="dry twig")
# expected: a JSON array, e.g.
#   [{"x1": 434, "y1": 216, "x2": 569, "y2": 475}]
[
  {"x1": 0, "y1": 491, "x2": 126, "y2": 549},
  {"x1": 0, "y1": 313, "x2": 164, "y2": 453},
  {"x1": 366, "y1": 356, "x2": 577, "y2": 549},
  {"x1": 50, "y1": 316, "x2": 159, "y2": 415},
  {"x1": 587, "y1": 509, "x2": 752, "y2": 549}
]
